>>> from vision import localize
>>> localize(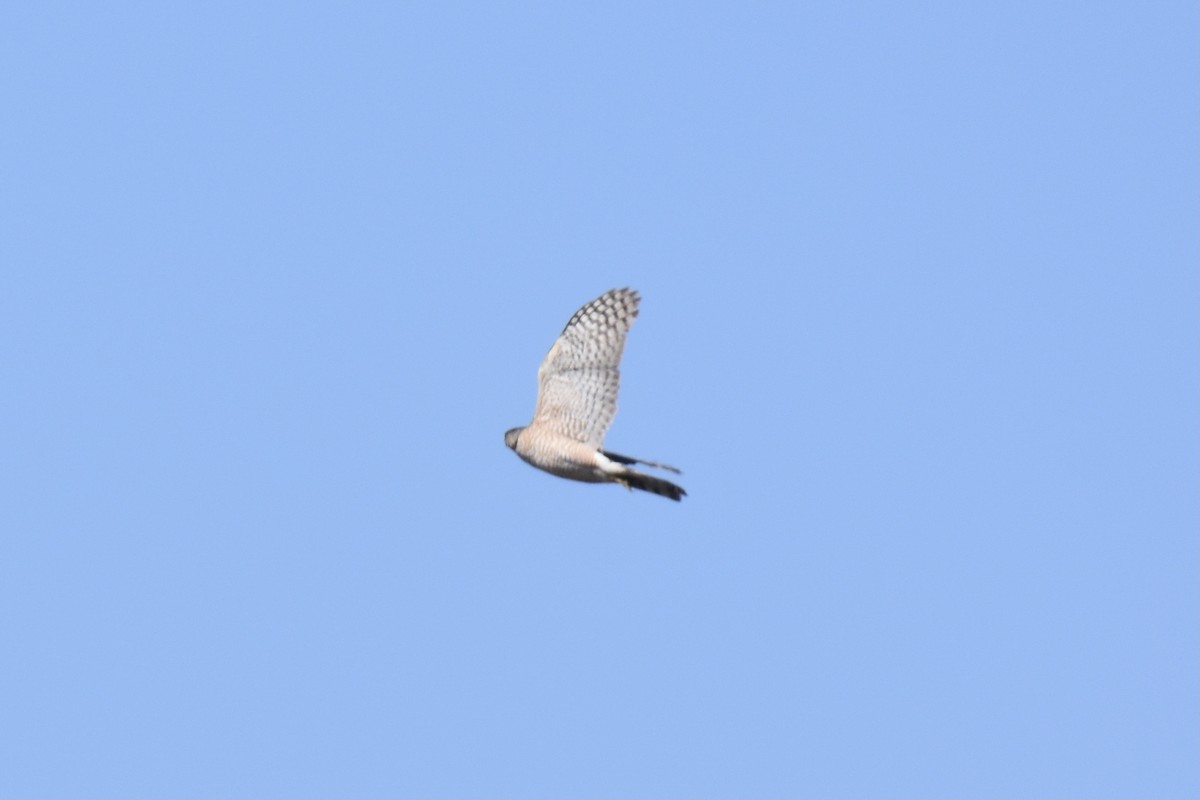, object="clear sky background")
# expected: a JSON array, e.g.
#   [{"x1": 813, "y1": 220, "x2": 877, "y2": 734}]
[{"x1": 1, "y1": 2, "x2": 1196, "y2": 798}]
